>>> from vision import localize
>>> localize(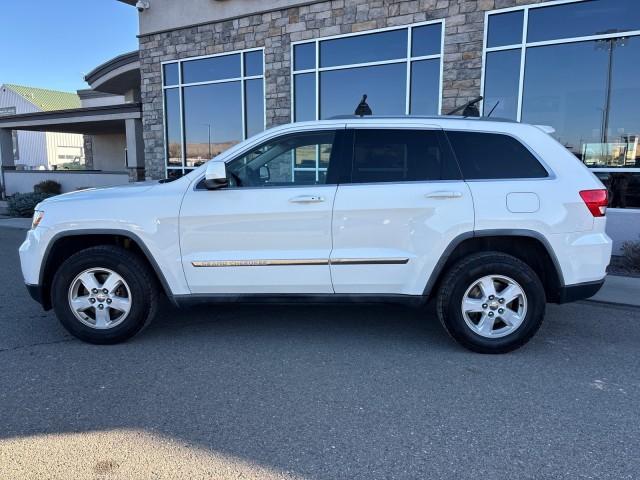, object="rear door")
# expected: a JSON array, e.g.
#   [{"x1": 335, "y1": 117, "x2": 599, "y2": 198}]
[{"x1": 330, "y1": 124, "x2": 474, "y2": 295}]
